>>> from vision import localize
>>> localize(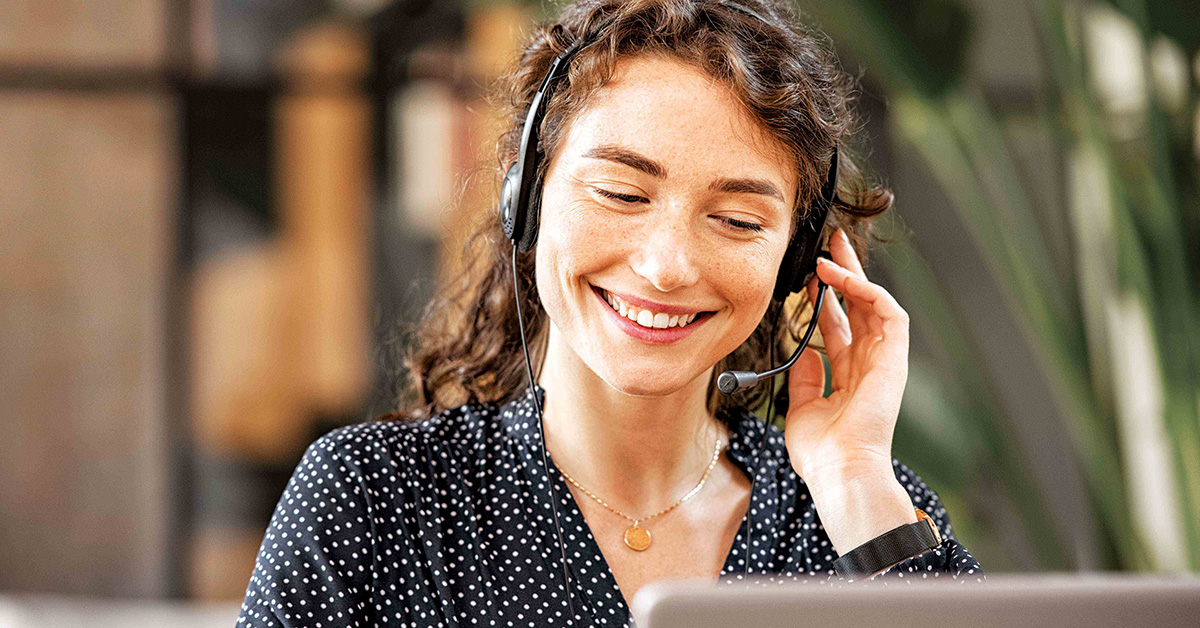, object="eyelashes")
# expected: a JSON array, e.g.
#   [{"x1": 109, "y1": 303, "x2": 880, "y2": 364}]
[
  {"x1": 592, "y1": 188, "x2": 765, "y2": 233},
  {"x1": 719, "y1": 216, "x2": 764, "y2": 232},
  {"x1": 594, "y1": 188, "x2": 646, "y2": 204}
]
